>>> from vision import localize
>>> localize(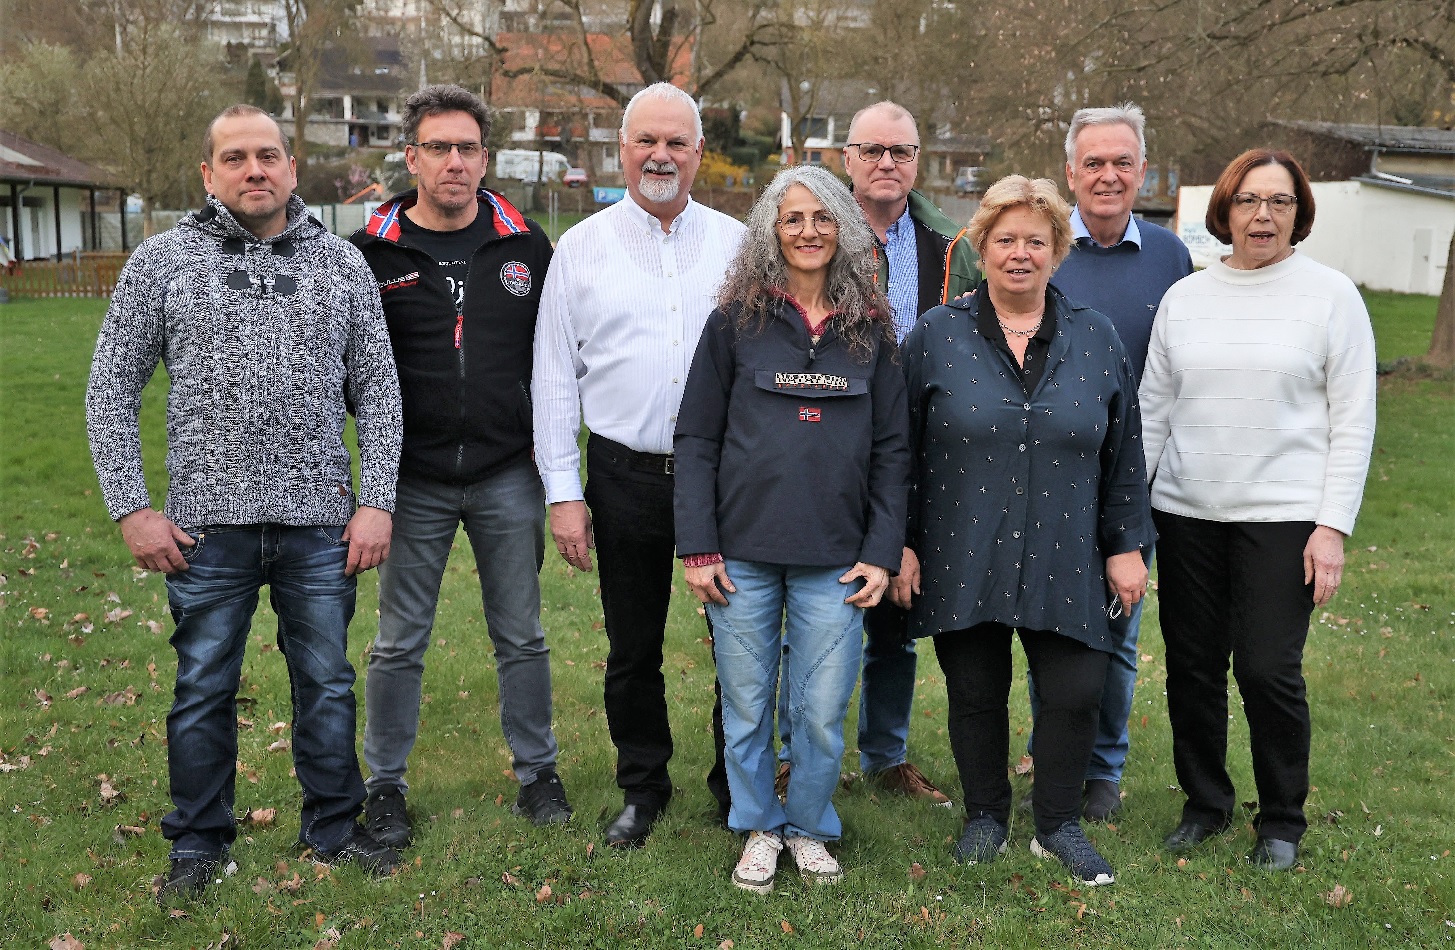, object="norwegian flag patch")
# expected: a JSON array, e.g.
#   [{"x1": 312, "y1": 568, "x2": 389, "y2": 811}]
[
  {"x1": 500, "y1": 261, "x2": 532, "y2": 297},
  {"x1": 799, "y1": 406, "x2": 821, "y2": 423}
]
